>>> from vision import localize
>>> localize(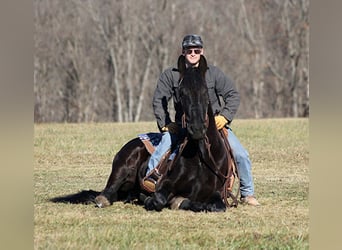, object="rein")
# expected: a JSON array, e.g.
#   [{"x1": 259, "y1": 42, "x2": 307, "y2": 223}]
[
  {"x1": 182, "y1": 114, "x2": 228, "y2": 182},
  {"x1": 199, "y1": 134, "x2": 238, "y2": 207},
  {"x1": 166, "y1": 137, "x2": 188, "y2": 173},
  {"x1": 219, "y1": 128, "x2": 239, "y2": 207},
  {"x1": 181, "y1": 112, "x2": 209, "y2": 129}
]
